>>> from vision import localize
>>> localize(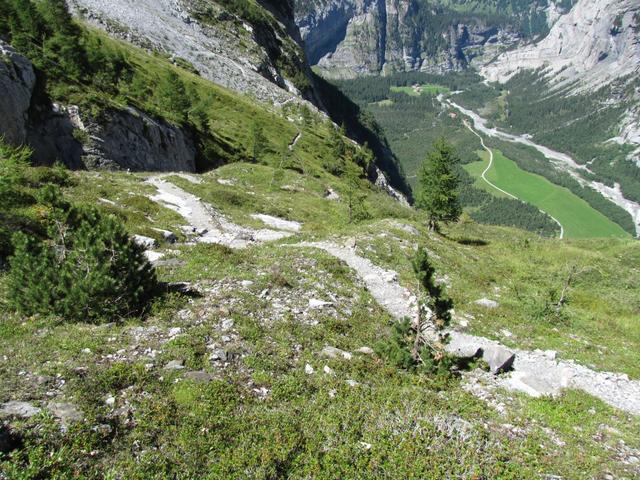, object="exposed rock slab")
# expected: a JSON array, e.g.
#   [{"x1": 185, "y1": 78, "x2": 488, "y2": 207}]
[
  {"x1": 251, "y1": 214, "x2": 302, "y2": 232},
  {"x1": 0, "y1": 401, "x2": 41, "y2": 419}
]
